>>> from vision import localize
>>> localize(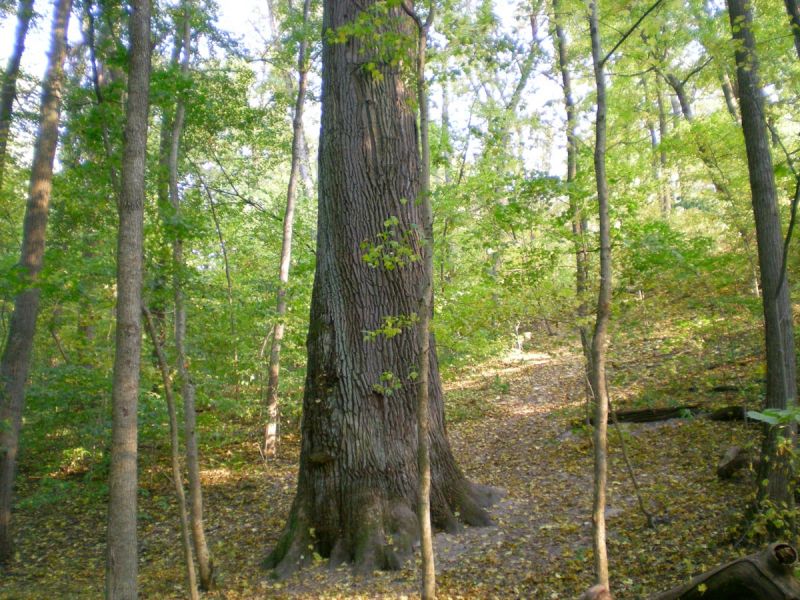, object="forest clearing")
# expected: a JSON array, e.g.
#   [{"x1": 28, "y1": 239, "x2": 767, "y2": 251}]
[{"x1": 2, "y1": 0, "x2": 800, "y2": 597}]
